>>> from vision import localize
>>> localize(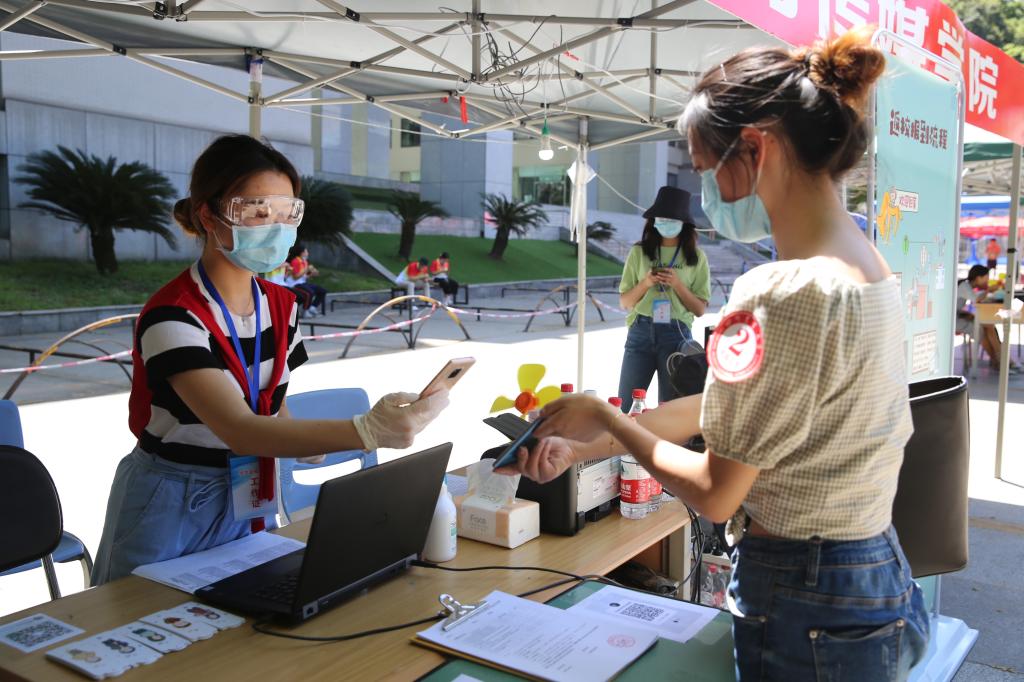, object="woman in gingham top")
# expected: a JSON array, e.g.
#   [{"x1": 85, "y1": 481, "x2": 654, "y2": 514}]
[{"x1": 498, "y1": 27, "x2": 929, "y2": 680}]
